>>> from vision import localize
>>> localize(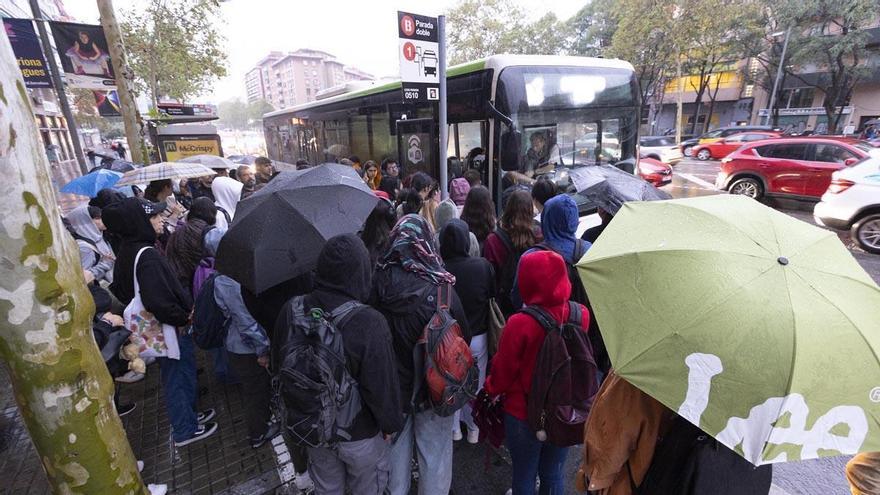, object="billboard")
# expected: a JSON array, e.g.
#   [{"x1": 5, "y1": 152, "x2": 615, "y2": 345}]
[
  {"x1": 158, "y1": 135, "x2": 222, "y2": 162},
  {"x1": 49, "y1": 21, "x2": 116, "y2": 90},
  {"x1": 94, "y1": 90, "x2": 121, "y2": 117},
  {"x1": 2, "y1": 18, "x2": 52, "y2": 88}
]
